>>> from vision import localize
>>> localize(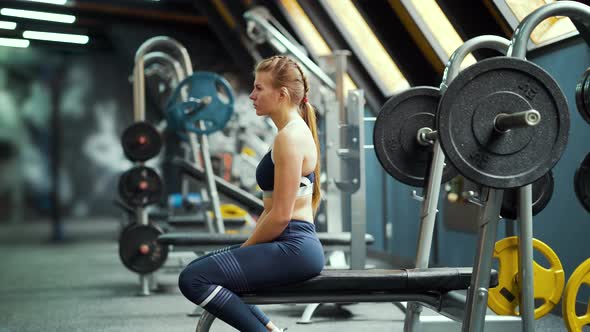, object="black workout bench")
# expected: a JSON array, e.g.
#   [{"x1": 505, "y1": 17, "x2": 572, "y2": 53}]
[{"x1": 195, "y1": 267, "x2": 499, "y2": 331}]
